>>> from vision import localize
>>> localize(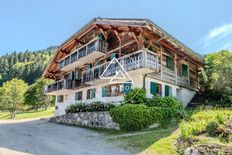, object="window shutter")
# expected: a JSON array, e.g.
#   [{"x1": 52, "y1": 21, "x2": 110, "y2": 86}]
[
  {"x1": 182, "y1": 64, "x2": 188, "y2": 77},
  {"x1": 69, "y1": 71, "x2": 73, "y2": 80},
  {"x1": 61, "y1": 75, "x2": 64, "y2": 80},
  {"x1": 166, "y1": 56, "x2": 174, "y2": 70},
  {"x1": 150, "y1": 82, "x2": 157, "y2": 94},
  {"x1": 98, "y1": 33, "x2": 104, "y2": 40},
  {"x1": 165, "y1": 85, "x2": 170, "y2": 96},
  {"x1": 123, "y1": 83, "x2": 132, "y2": 94},
  {"x1": 75, "y1": 69, "x2": 79, "y2": 80},
  {"x1": 110, "y1": 53, "x2": 116, "y2": 60},
  {"x1": 102, "y1": 87, "x2": 107, "y2": 97}
]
